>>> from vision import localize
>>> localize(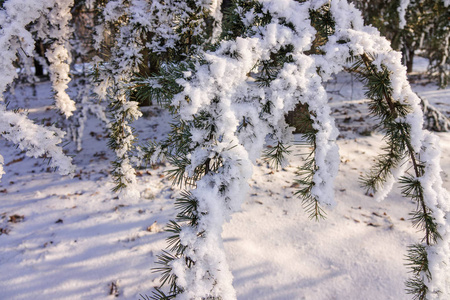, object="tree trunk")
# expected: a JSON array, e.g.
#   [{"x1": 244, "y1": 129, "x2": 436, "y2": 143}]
[
  {"x1": 34, "y1": 41, "x2": 46, "y2": 77},
  {"x1": 403, "y1": 47, "x2": 415, "y2": 73}
]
